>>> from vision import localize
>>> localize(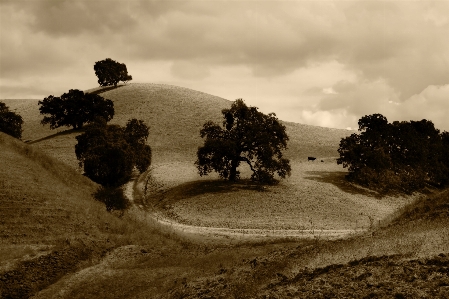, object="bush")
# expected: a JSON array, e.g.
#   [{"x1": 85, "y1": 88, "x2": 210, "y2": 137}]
[
  {"x1": 0, "y1": 101, "x2": 23, "y2": 139},
  {"x1": 93, "y1": 186, "x2": 130, "y2": 216}
]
